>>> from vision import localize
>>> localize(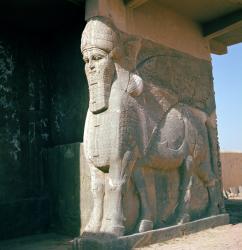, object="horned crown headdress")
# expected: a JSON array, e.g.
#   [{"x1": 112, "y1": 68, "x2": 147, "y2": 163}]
[{"x1": 81, "y1": 17, "x2": 120, "y2": 53}]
